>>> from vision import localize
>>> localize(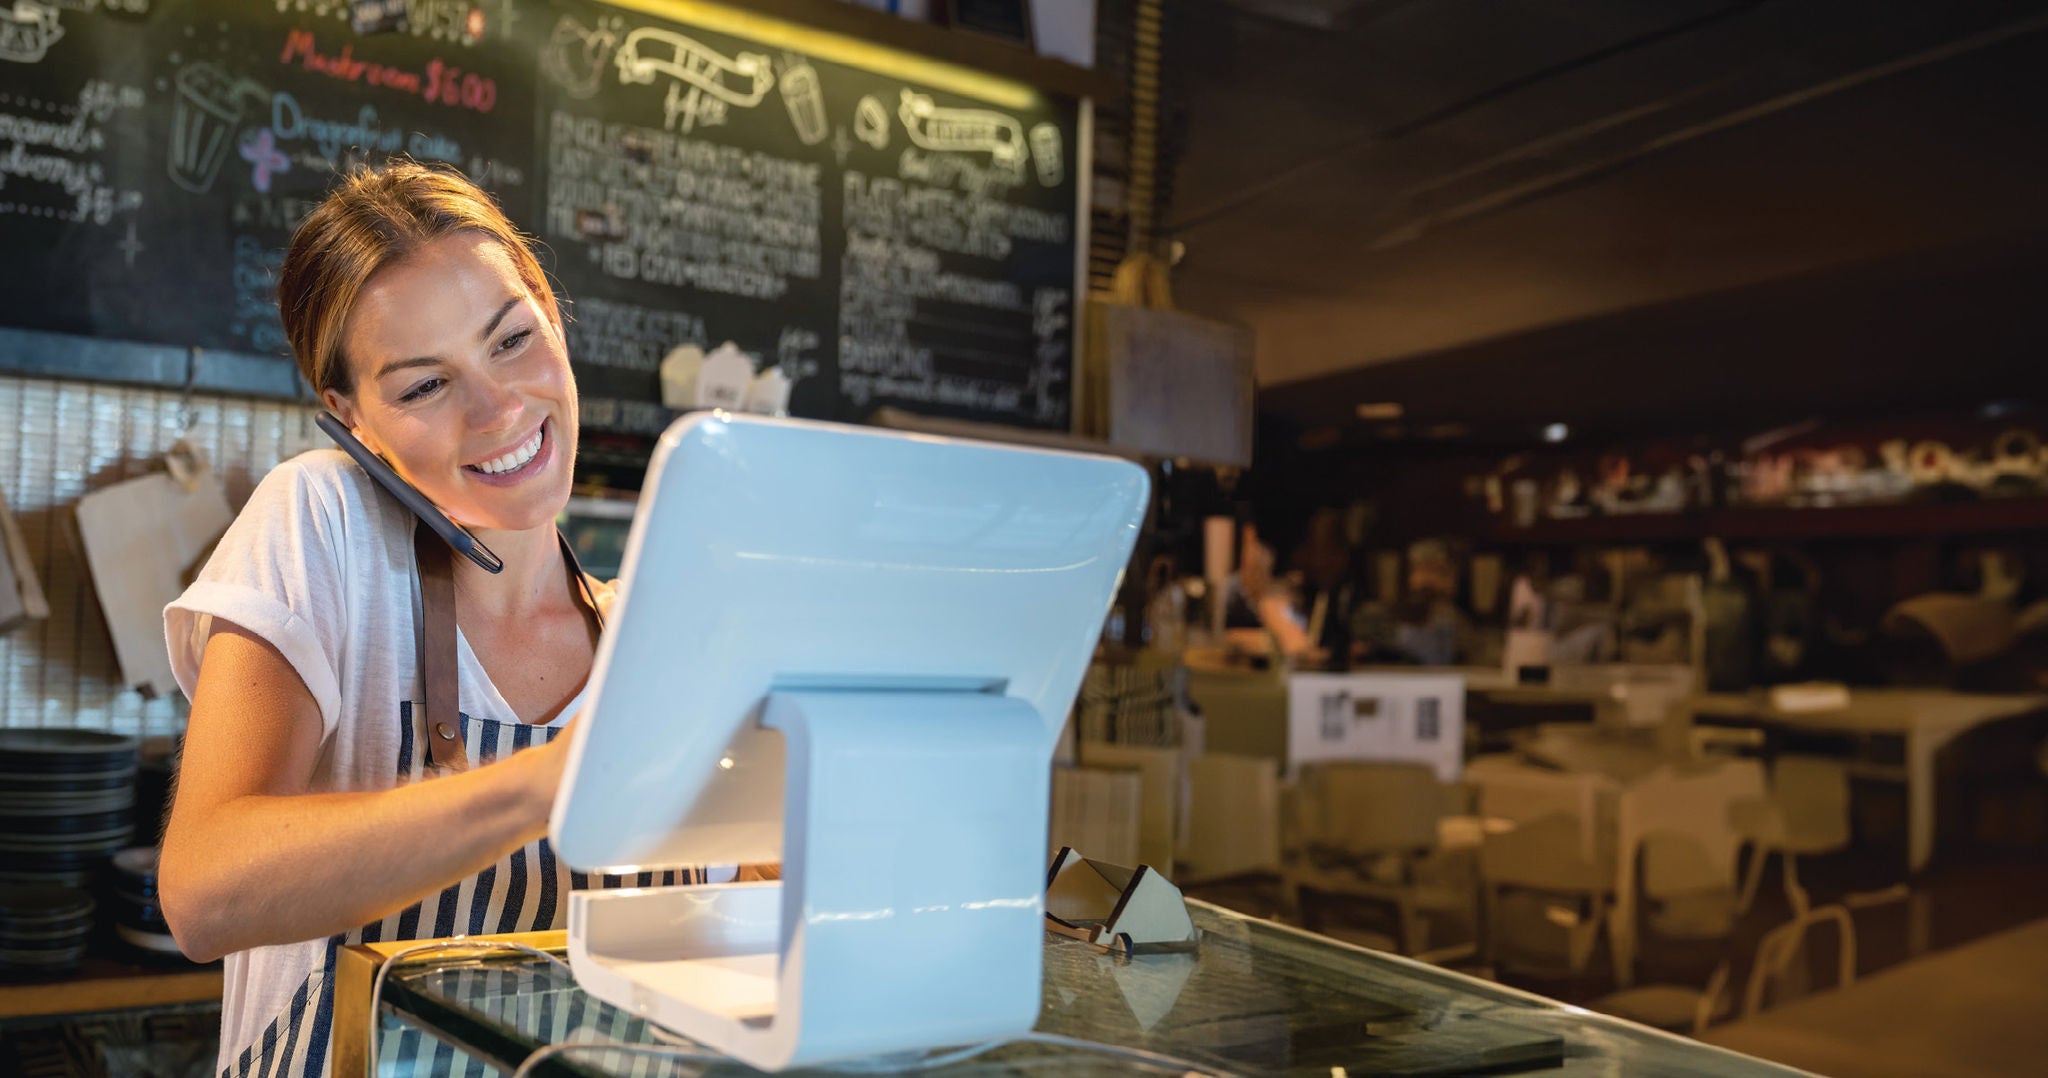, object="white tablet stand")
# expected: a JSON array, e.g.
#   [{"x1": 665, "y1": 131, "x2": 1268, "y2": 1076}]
[
  {"x1": 568, "y1": 689, "x2": 1050, "y2": 1069},
  {"x1": 551, "y1": 414, "x2": 1150, "y2": 1072}
]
